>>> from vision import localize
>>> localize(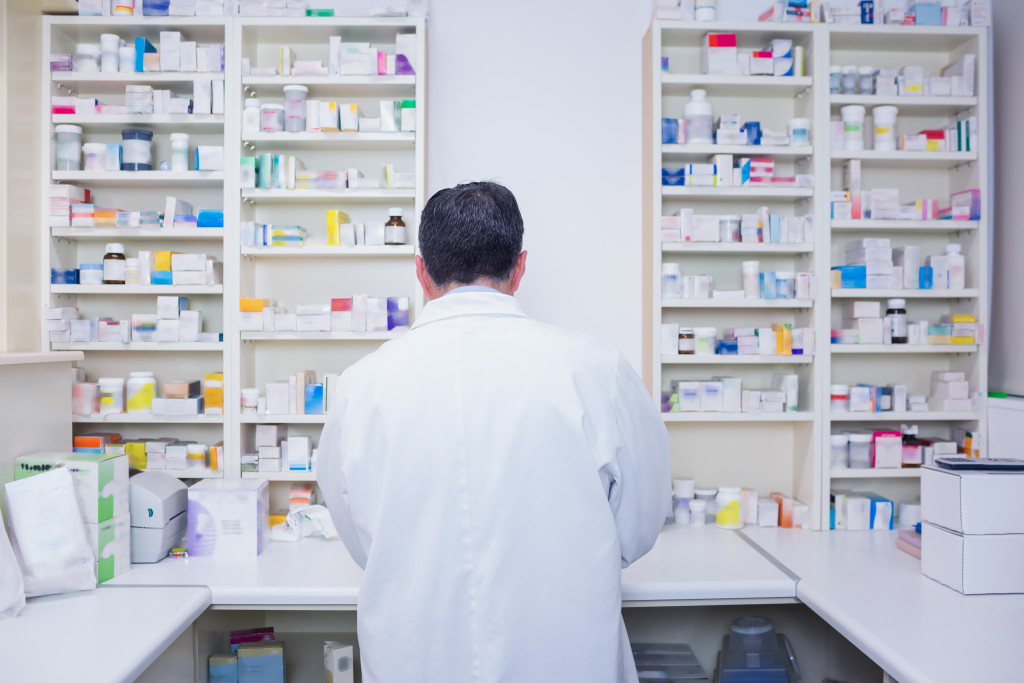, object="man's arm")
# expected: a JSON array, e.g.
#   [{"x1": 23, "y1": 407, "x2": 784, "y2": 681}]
[{"x1": 607, "y1": 354, "x2": 672, "y2": 567}]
